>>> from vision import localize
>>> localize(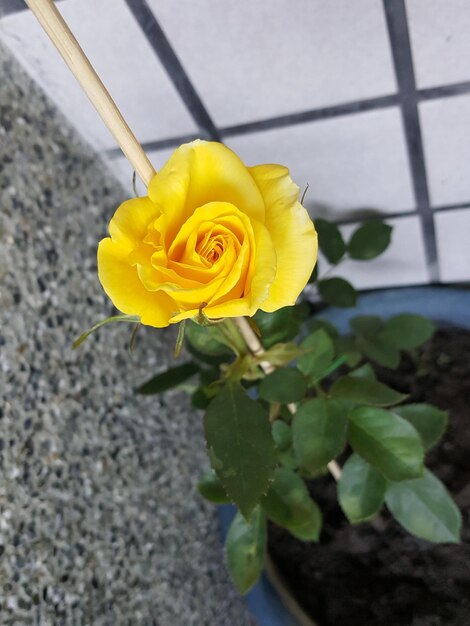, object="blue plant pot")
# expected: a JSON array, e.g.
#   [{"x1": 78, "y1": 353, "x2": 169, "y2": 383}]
[{"x1": 218, "y1": 286, "x2": 470, "y2": 626}]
